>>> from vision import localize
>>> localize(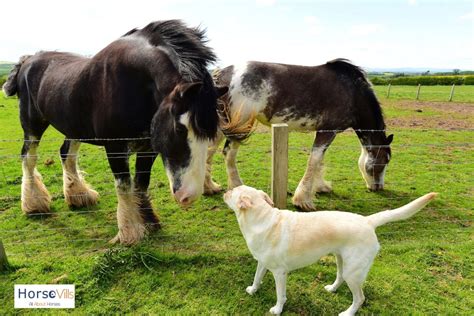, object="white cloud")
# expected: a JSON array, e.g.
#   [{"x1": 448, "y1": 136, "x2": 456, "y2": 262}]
[
  {"x1": 459, "y1": 11, "x2": 474, "y2": 20},
  {"x1": 408, "y1": 0, "x2": 417, "y2": 6},
  {"x1": 349, "y1": 24, "x2": 383, "y2": 36}
]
